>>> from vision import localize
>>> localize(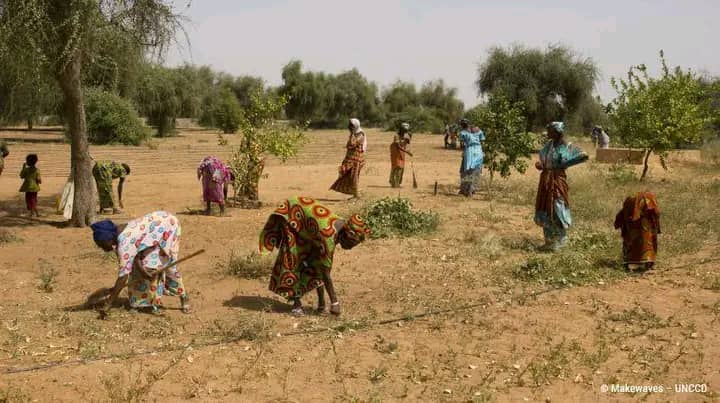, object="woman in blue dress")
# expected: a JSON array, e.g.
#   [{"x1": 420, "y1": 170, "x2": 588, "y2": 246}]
[
  {"x1": 459, "y1": 119, "x2": 486, "y2": 197},
  {"x1": 534, "y1": 122, "x2": 588, "y2": 251}
]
